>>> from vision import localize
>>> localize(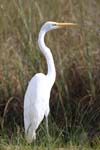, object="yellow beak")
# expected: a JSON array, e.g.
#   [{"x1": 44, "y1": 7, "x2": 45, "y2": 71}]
[{"x1": 56, "y1": 22, "x2": 78, "y2": 27}]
